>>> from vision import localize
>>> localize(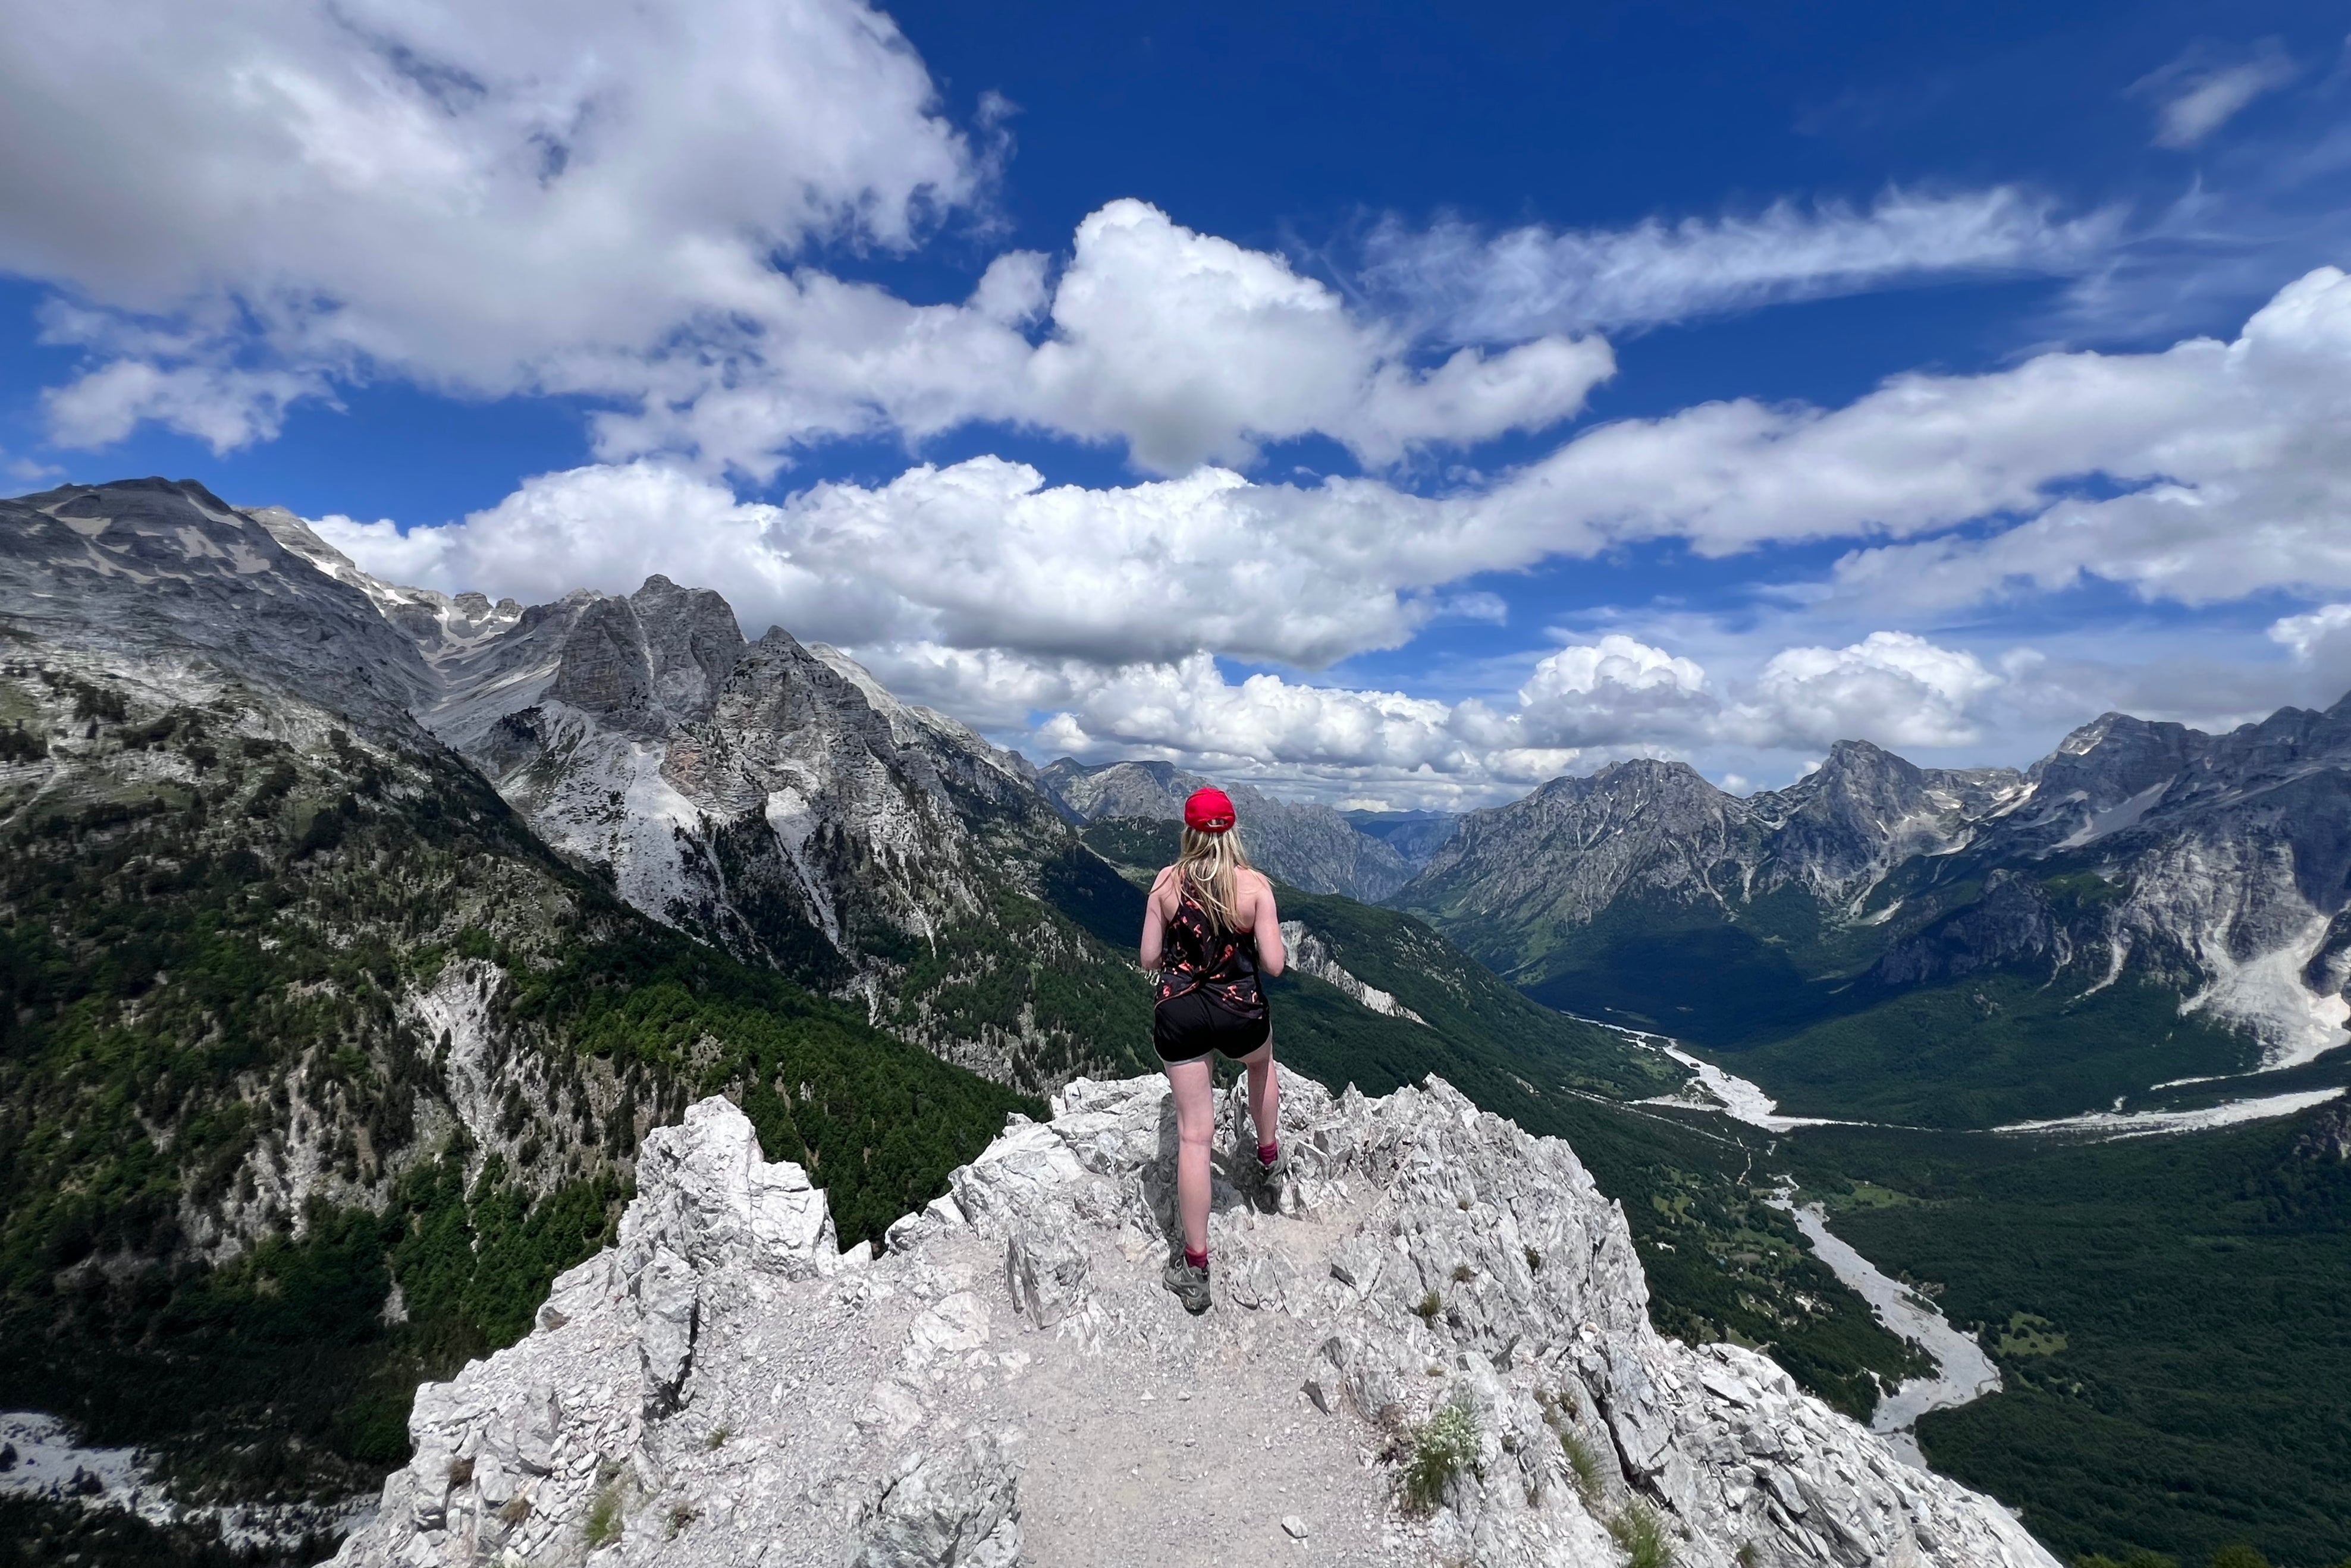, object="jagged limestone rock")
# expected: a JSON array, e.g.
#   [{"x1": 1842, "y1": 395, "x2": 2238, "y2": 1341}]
[
  {"x1": 332, "y1": 1076, "x2": 2056, "y2": 1568},
  {"x1": 852, "y1": 1431, "x2": 1024, "y2": 1568},
  {"x1": 1003, "y1": 1221, "x2": 1089, "y2": 1331},
  {"x1": 621, "y1": 1098, "x2": 840, "y2": 1280}
]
